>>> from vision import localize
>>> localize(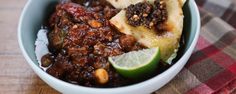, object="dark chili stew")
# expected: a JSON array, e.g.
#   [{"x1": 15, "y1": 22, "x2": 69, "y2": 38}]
[{"x1": 40, "y1": 0, "x2": 170, "y2": 87}]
